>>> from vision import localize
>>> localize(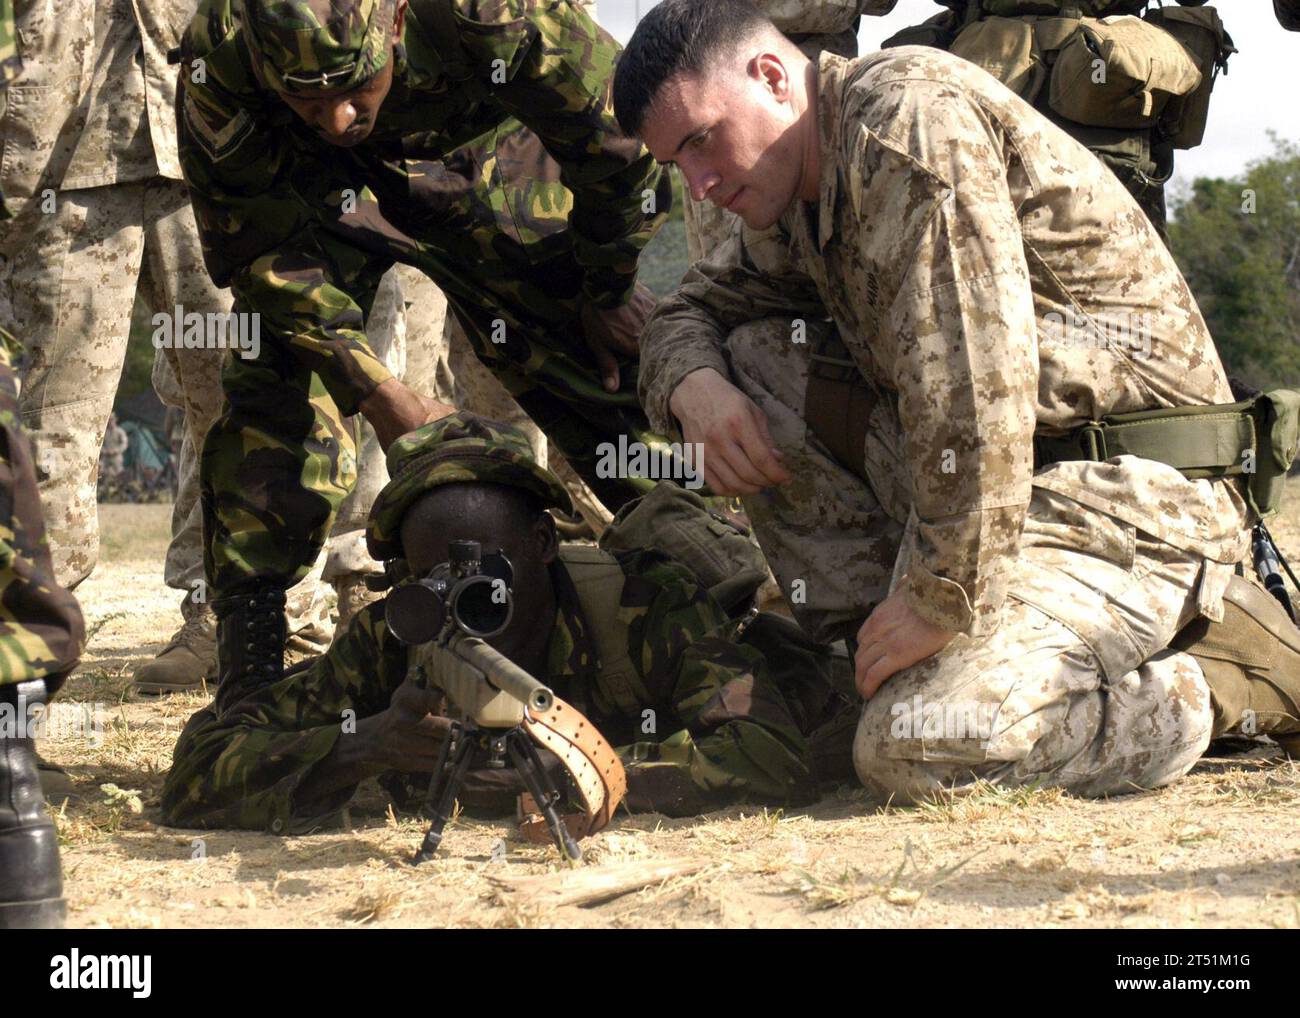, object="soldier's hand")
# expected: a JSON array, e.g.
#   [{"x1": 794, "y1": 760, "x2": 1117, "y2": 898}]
[
  {"x1": 359, "y1": 378, "x2": 456, "y2": 451},
  {"x1": 580, "y1": 283, "x2": 657, "y2": 393},
  {"x1": 669, "y1": 367, "x2": 791, "y2": 495},
  {"x1": 854, "y1": 584, "x2": 957, "y2": 700},
  {"x1": 363, "y1": 677, "x2": 452, "y2": 772}
]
